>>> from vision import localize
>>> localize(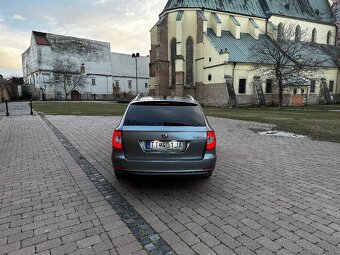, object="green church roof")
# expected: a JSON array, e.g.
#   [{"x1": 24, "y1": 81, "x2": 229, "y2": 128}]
[
  {"x1": 162, "y1": 0, "x2": 267, "y2": 18},
  {"x1": 162, "y1": 0, "x2": 334, "y2": 24},
  {"x1": 259, "y1": 0, "x2": 333, "y2": 24},
  {"x1": 206, "y1": 28, "x2": 339, "y2": 67}
]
